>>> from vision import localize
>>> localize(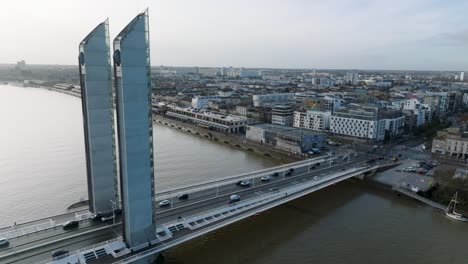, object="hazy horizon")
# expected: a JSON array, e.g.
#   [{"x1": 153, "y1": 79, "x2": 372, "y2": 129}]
[{"x1": 1, "y1": 0, "x2": 468, "y2": 71}]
